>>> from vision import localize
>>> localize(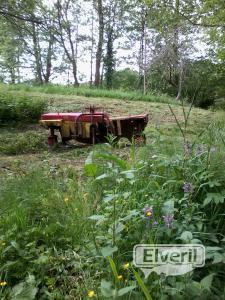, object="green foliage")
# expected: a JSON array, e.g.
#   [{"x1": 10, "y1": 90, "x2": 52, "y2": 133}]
[
  {"x1": 112, "y1": 68, "x2": 139, "y2": 91},
  {"x1": 0, "y1": 91, "x2": 47, "y2": 125},
  {"x1": 147, "y1": 59, "x2": 225, "y2": 108},
  {"x1": 0, "y1": 130, "x2": 46, "y2": 155},
  {"x1": 0, "y1": 166, "x2": 91, "y2": 298},
  {"x1": 1, "y1": 91, "x2": 225, "y2": 298},
  {"x1": 3, "y1": 83, "x2": 175, "y2": 104}
]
